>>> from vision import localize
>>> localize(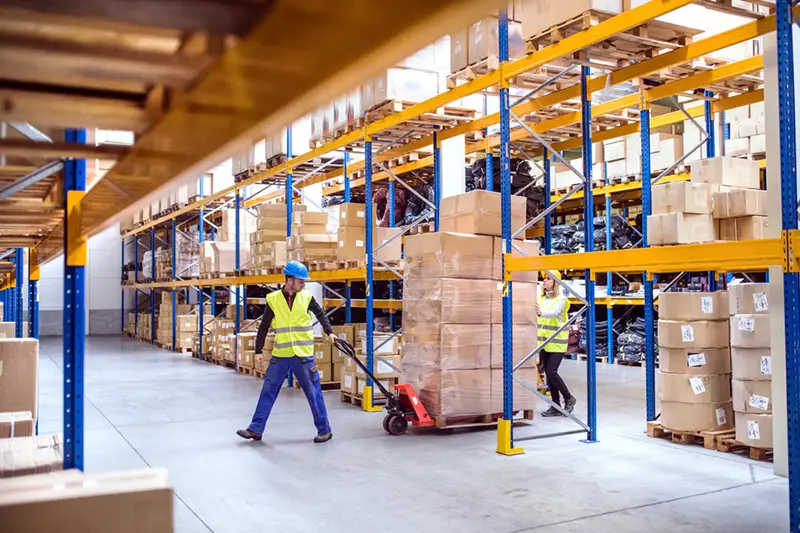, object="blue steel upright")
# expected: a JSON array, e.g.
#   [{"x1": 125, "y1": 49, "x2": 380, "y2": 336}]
[
  {"x1": 363, "y1": 138, "x2": 378, "y2": 410},
  {"x1": 777, "y1": 1, "x2": 800, "y2": 530},
  {"x1": 171, "y1": 218, "x2": 177, "y2": 352},
  {"x1": 63, "y1": 128, "x2": 87, "y2": 470},
  {"x1": 704, "y1": 90, "x2": 716, "y2": 158},
  {"x1": 604, "y1": 168, "x2": 613, "y2": 364},
  {"x1": 234, "y1": 190, "x2": 241, "y2": 369},
  {"x1": 28, "y1": 248, "x2": 39, "y2": 339},
  {"x1": 15, "y1": 248, "x2": 23, "y2": 338},
  {"x1": 134, "y1": 235, "x2": 139, "y2": 336},
  {"x1": 121, "y1": 237, "x2": 125, "y2": 332},
  {"x1": 580, "y1": 66, "x2": 597, "y2": 442},
  {"x1": 543, "y1": 157, "x2": 552, "y2": 254},
  {"x1": 433, "y1": 132, "x2": 441, "y2": 232},
  {"x1": 198, "y1": 179, "x2": 205, "y2": 356},
  {"x1": 485, "y1": 94, "x2": 494, "y2": 192},
  {"x1": 498, "y1": 10, "x2": 515, "y2": 433},
  {"x1": 343, "y1": 152, "x2": 351, "y2": 202},
  {"x1": 150, "y1": 228, "x2": 156, "y2": 344},
  {"x1": 388, "y1": 177, "x2": 396, "y2": 331},
  {"x1": 641, "y1": 103, "x2": 656, "y2": 422}
]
